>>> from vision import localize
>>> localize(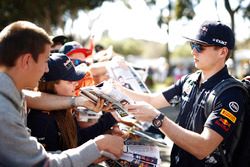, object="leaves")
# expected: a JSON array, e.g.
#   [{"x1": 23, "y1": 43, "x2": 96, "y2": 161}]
[{"x1": 0, "y1": 0, "x2": 112, "y2": 32}]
